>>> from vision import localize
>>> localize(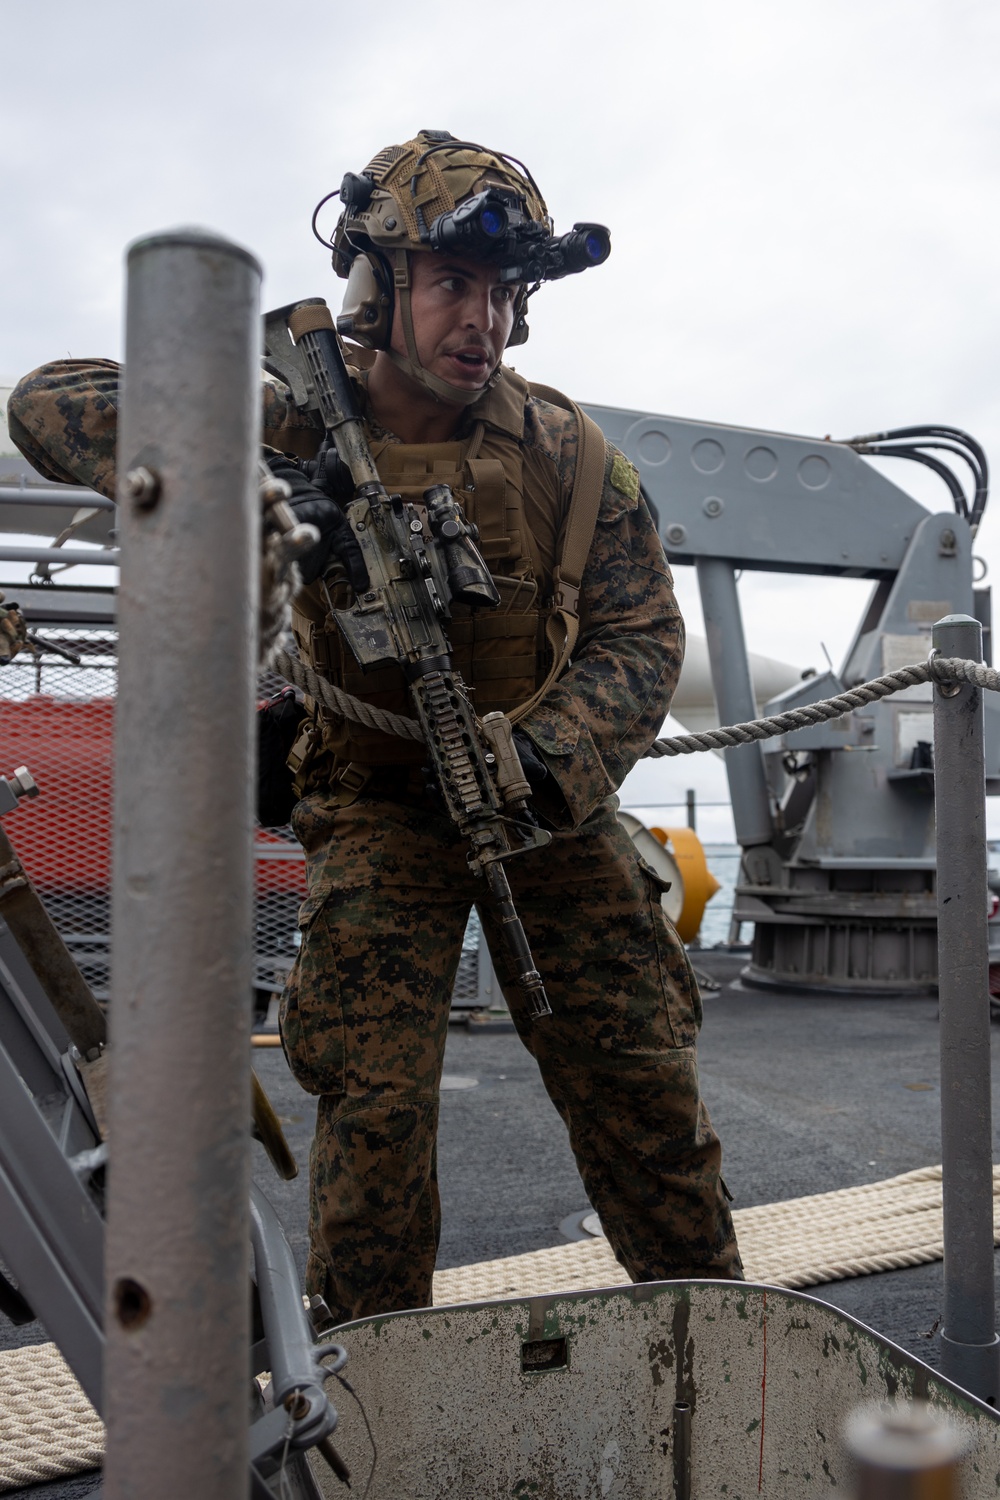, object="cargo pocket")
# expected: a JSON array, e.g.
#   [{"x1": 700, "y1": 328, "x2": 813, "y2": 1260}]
[
  {"x1": 279, "y1": 895, "x2": 346, "y2": 1096},
  {"x1": 638, "y1": 859, "x2": 701, "y2": 1046}
]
